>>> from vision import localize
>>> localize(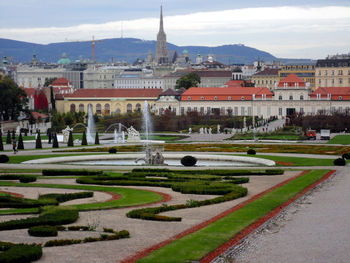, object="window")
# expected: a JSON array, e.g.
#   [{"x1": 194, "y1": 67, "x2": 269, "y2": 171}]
[
  {"x1": 201, "y1": 96, "x2": 204, "y2": 101},
  {"x1": 318, "y1": 70, "x2": 321, "y2": 76},
  {"x1": 79, "y1": 104, "x2": 84, "y2": 112},
  {"x1": 318, "y1": 79, "x2": 322, "y2": 85},
  {"x1": 262, "y1": 94, "x2": 266, "y2": 100},
  {"x1": 279, "y1": 95, "x2": 282, "y2": 100},
  {"x1": 127, "y1": 103, "x2": 132, "y2": 113},
  {"x1": 327, "y1": 93, "x2": 331, "y2": 99},
  {"x1": 70, "y1": 104, "x2": 76, "y2": 112},
  {"x1": 241, "y1": 96, "x2": 245, "y2": 100},
  {"x1": 181, "y1": 107, "x2": 185, "y2": 115},
  {"x1": 187, "y1": 96, "x2": 191, "y2": 101},
  {"x1": 324, "y1": 70, "x2": 328, "y2": 76},
  {"x1": 187, "y1": 107, "x2": 191, "y2": 112},
  {"x1": 339, "y1": 70, "x2": 343, "y2": 75},
  {"x1": 339, "y1": 96, "x2": 343, "y2": 100},
  {"x1": 228, "y1": 96, "x2": 231, "y2": 101},
  {"x1": 331, "y1": 70, "x2": 335, "y2": 76},
  {"x1": 116, "y1": 108, "x2": 121, "y2": 114},
  {"x1": 317, "y1": 94, "x2": 321, "y2": 99},
  {"x1": 331, "y1": 79, "x2": 334, "y2": 85},
  {"x1": 300, "y1": 108, "x2": 304, "y2": 114},
  {"x1": 214, "y1": 96, "x2": 218, "y2": 101},
  {"x1": 278, "y1": 107, "x2": 282, "y2": 116},
  {"x1": 234, "y1": 107, "x2": 238, "y2": 116},
  {"x1": 200, "y1": 107, "x2": 204, "y2": 115},
  {"x1": 136, "y1": 103, "x2": 141, "y2": 112},
  {"x1": 248, "y1": 107, "x2": 252, "y2": 116},
  {"x1": 289, "y1": 95, "x2": 293, "y2": 100},
  {"x1": 207, "y1": 107, "x2": 211, "y2": 114},
  {"x1": 104, "y1": 104, "x2": 110, "y2": 115},
  {"x1": 241, "y1": 107, "x2": 245, "y2": 115},
  {"x1": 194, "y1": 107, "x2": 198, "y2": 112},
  {"x1": 96, "y1": 104, "x2": 102, "y2": 114},
  {"x1": 300, "y1": 95, "x2": 304, "y2": 100},
  {"x1": 339, "y1": 78, "x2": 343, "y2": 84}
]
